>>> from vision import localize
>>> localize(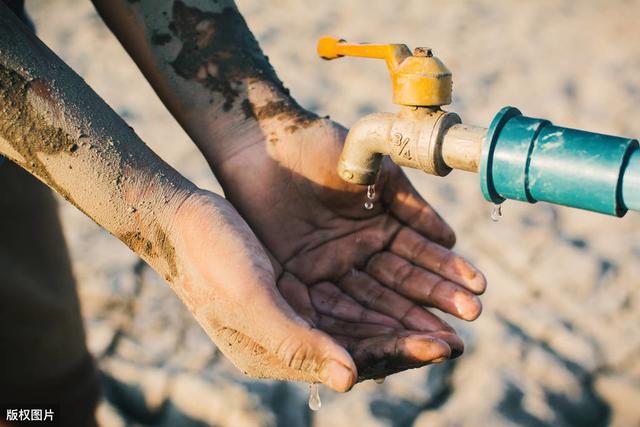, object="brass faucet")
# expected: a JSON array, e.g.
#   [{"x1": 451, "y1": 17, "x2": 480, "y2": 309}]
[
  {"x1": 317, "y1": 36, "x2": 486, "y2": 185},
  {"x1": 317, "y1": 37, "x2": 640, "y2": 217}
]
